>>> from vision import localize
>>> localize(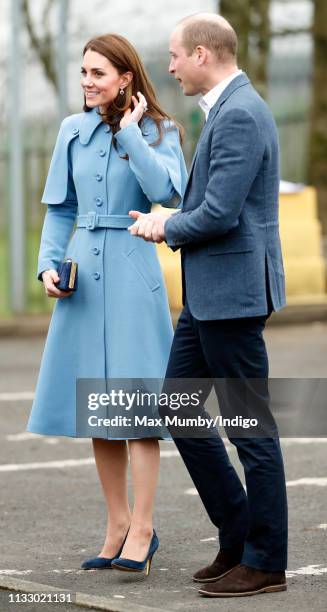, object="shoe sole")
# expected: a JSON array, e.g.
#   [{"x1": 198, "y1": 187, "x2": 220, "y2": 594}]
[
  {"x1": 82, "y1": 566, "x2": 113, "y2": 571},
  {"x1": 111, "y1": 563, "x2": 143, "y2": 573},
  {"x1": 198, "y1": 584, "x2": 287, "y2": 597},
  {"x1": 193, "y1": 567, "x2": 236, "y2": 583}
]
